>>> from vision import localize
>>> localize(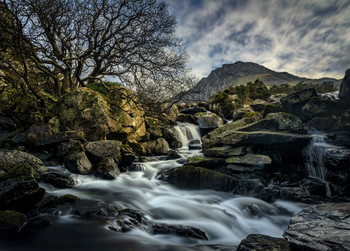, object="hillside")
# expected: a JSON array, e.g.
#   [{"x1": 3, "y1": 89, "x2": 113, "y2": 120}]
[{"x1": 187, "y1": 61, "x2": 341, "y2": 101}]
